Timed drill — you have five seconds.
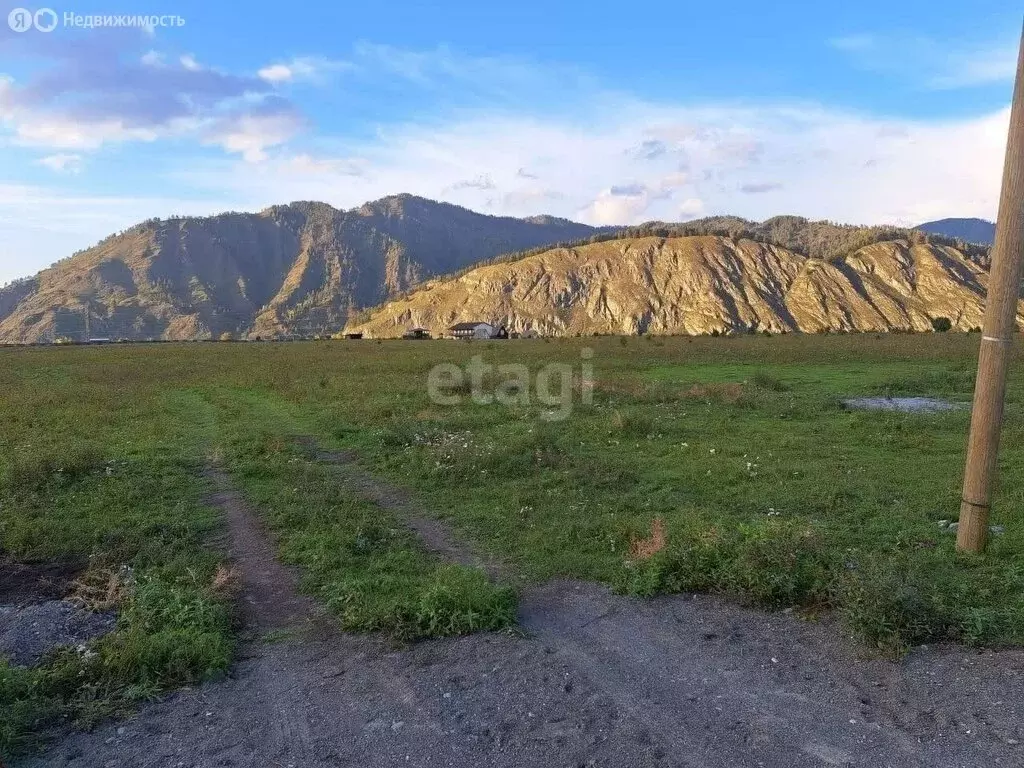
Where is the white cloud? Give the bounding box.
[679,198,705,218]
[10,117,162,149]
[740,182,783,194]
[286,153,363,175]
[0,39,295,156]
[444,174,496,193]
[168,102,1009,228]
[580,188,650,225]
[348,42,595,101]
[830,33,1018,89]
[258,64,294,83]
[36,153,83,173]
[502,187,564,207]
[202,111,305,162]
[658,172,689,190]
[257,56,350,84]
[931,46,1019,89]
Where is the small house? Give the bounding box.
[448,322,494,339]
[402,327,432,340]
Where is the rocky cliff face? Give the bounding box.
[345,236,1018,337]
[0,195,597,343]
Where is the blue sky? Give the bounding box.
[0,0,1020,284]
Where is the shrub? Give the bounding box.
[834,553,956,654]
[931,317,953,333]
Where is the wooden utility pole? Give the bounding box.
[957,24,1024,553]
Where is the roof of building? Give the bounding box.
[448,321,491,331]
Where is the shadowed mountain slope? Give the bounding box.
[0,195,597,343]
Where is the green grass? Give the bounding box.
[225,430,516,640]
[0,357,233,757]
[2,333,1024,754]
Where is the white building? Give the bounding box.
[448,322,494,339]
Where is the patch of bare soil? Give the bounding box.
[203,467,316,631]
[0,555,87,605]
[0,553,116,669]
[0,602,116,667]
[19,452,1024,768]
[519,581,1024,767]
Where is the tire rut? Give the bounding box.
[297,437,506,579]
[204,465,317,631]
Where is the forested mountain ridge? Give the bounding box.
[917,218,995,246]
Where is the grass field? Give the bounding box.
[2,333,1024,756]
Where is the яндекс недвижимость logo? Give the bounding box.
[7,7,58,31]
[7,8,184,32]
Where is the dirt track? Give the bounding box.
[18,455,1024,768]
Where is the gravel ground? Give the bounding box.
[18,584,1024,768]
[0,601,116,667]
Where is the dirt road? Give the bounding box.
[18,457,1024,768]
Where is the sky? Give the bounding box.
[0,0,1021,285]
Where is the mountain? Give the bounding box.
[1,202,1006,342]
[345,234,1018,337]
[917,218,995,245]
[0,195,598,343]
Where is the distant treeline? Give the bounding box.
[449,215,992,277]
